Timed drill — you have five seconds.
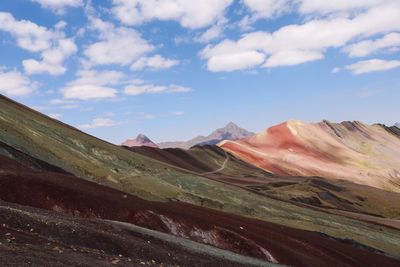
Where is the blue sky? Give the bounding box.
[0,0,399,144]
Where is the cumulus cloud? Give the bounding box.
[78,118,117,129]
[0,70,38,96]
[264,50,323,67]
[23,38,77,75]
[200,1,400,71]
[131,55,179,71]
[341,59,400,74]
[124,83,191,96]
[0,12,54,52]
[343,33,400,58]
[297,0,388,15]
[195,17,228,43]
[84,17,153,66]
[111,0,233,29]
[69,69,125,86]
[0,12,77,75]
[242,0,291,19]
[31,0,83,14]
[61,70,123,100]
[62,85,117,100]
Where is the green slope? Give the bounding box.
[1,95,400,257]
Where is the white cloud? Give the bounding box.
[124,83,191,96]
[0,12,77,75]
[31,0,83,14]
[342,59,400,74]
[200,1,400,71]
[0,12,53,52]
[195,17,228,43]
[131,55,179,70]
[61,70,123,100]
[23,38,77,75]
[297,0,388,15]
[264,50,323,67]
[205,49,265,72]
[70,70,125,86]
[0,70,37,96]
[111,0,233,29]
[78,118,117,129]
[343,32,400,57]
[62,85,117,100]
[242,0,291,19]
[84,17,153,66]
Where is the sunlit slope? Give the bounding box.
[1,95,400,256]
[220,120,400,192]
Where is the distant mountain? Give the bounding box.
[396,123,400,128]
[158,122,254,149]
[121,134,158,148]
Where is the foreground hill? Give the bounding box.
[3,149,398,266]
[219,120,400,193]
[1,95,400,265]
[158,122,254,149]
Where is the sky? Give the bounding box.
[0,0,399,144]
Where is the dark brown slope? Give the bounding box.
[126,145,271,178]
[0,154,399,266]
[0,140,68,174]
[0,201,266,267]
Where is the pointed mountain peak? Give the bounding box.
[220,122,247,132]
[122,134,158,148]
[136,134,151,142]
[225,121,238,128]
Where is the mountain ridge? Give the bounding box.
[2,95,400,263]
[158,122,254,149]
[219,120,400,192]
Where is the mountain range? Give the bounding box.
[1,94,400,266]
[219,120,400,192]
[158,122,254,149]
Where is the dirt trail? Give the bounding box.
[201,151,230,175]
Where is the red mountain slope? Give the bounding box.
[219,120,400,192]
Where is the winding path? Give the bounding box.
[201,151,229,175]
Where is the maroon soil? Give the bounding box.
[1,154,399,266]
[125,145,220,173]
[0,201,257,267]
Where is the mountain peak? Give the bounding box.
[225,121,238,128]
[122,134,158,148]
[136,134,151,142]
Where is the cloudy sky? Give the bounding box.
[0,0,399,143]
